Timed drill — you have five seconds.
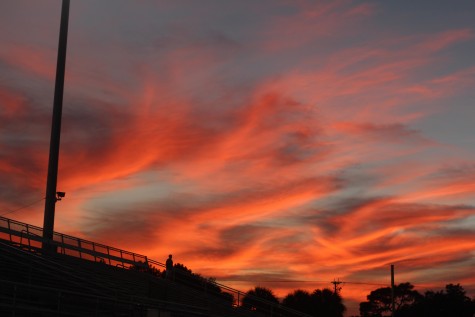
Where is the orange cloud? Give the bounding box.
[1,3,475,316]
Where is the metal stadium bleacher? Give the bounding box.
[0,216,311,317]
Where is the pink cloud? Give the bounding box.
[0,45,56,80]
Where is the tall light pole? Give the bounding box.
[42,0,70,251]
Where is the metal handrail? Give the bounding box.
[0,215,148,268]
[0,215,312,317]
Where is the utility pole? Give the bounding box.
[331,278,342,294]
[391,264,395,317]
[42,0,70,252]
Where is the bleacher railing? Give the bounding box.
[0,215,312,317]
[0,215,148,268]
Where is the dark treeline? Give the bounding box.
[358,282,475,317]
[131,262,474,317]
[131,261,233,303]
[131,261,345,316]
[241,286,346,317]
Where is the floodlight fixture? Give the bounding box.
[56,191,66,201]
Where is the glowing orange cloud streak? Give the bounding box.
[1,3,475,316]
[399,178,475,203]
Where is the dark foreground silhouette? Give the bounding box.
[359,282,475,317]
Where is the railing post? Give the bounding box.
[78,239,82,259]
[26,224,31,249]
[7,219,12,242]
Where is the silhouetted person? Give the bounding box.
[166,254,173,280]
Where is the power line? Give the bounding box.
[342,281,389,287]
[218,279,389,287]
[1,197,45,216]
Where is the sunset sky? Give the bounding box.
[1,0,475,315]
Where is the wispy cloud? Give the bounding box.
[1,1,475,315]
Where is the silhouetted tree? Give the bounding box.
[282,288,345,317]
[242,286,279,315]
[360,282,475,317]
[312,288,346,317]
[171,263,234,306]
[130,261,161,276]
[218,290,235,306]
[173,262,201,286]
[414,284,475,317]
[282,289,313,314]
[359,282,422,317]
[205,277,235,305]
